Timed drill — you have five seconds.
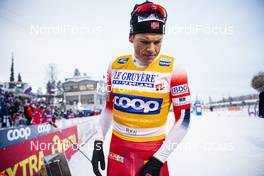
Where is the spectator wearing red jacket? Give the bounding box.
[42,106,53,123]
[31,104,41,125]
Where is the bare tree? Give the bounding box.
[45,63,58,94]
[9,53,15,88]
[46,63,58,83]
[251,72,264,93]
[251,71,264,118]
[17,73,22,82]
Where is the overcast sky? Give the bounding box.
[0,0,263,102]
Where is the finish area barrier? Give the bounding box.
[0,116,97,176]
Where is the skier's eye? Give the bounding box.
[141,41,150,45]
[154,40,161,45]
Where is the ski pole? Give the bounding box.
[48,121,95,163]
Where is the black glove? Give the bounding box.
[91,140,105,176]
[140,157,164,176]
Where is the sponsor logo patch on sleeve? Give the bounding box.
[171,84,189,96]
[109,152,124,163]
[172,96,191,106]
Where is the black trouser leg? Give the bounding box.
[259,92,264,118]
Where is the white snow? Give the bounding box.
[68,110,264,176]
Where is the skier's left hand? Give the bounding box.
[140,157,163,176]
[91,140,105,176]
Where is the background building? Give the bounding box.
[62,74,106,112]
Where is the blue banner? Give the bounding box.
[0,123,58,148]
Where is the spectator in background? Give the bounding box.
[26,103,34,124]
[1,102,12,127]
[24,102,32,125]
[0,94,5,127]
[12,110,26,126]
[31,104,41,125]
[67,109,75,119]
[43,106,53,123]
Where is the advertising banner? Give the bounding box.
[0,123,58,148]
[0,126,78,176]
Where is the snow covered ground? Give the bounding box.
[68,110,264,176]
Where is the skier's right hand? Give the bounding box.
[92,140,105,176]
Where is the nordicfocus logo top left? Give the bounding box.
[7,127,31,141]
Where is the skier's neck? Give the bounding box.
[133,54,149,68]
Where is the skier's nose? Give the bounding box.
[146,43,155,53]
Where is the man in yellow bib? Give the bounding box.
[92,1,191,176]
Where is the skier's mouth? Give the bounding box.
[143,54,156,60]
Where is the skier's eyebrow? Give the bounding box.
[141,36,163,41]
[139,38,162,43]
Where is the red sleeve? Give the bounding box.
[170,67,191,121]
[105,66,113,111]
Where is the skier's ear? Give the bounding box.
[129,35,134,43]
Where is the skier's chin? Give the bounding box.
[142,55,156,64]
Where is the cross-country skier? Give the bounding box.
[92,1,191,176]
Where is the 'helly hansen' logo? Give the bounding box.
[118,58,129,64]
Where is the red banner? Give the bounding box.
[0,126,78,176]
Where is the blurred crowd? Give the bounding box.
[0,91,96,128]
[0,92,53,127]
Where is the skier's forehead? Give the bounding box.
[134,33,163,41]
